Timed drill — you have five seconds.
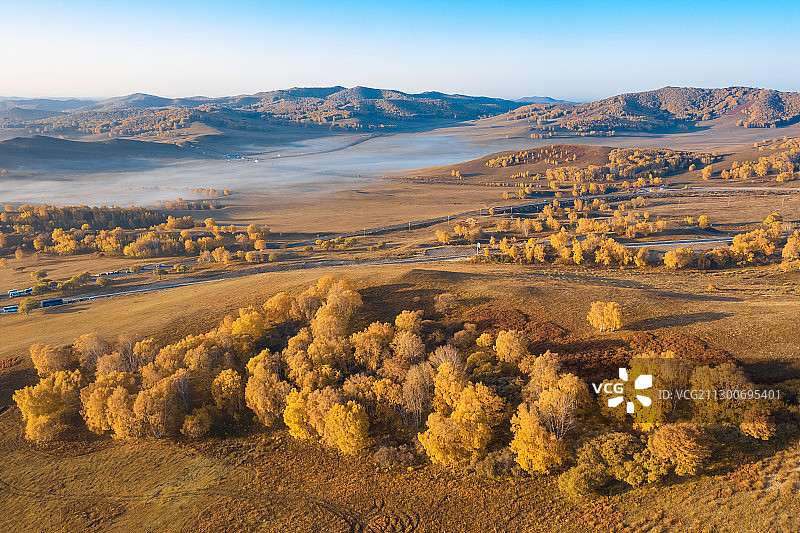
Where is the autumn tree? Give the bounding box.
[520,350,561,401]
[402,362,434,427]
[429,344,466,374]
[587,301,622,332]
[510,402,567,474]
[494,329,529,364]
[18,297,40,315]
[212,369,246,421]
[418,365,505,466]
[648,422,711,476]
[13,370,82,441]
[73,332,110,374]
[690,363,752,423]
[629,352,690,423]
[30,343,73,377]
[350,322,393,372]
[587,301,606,332]
[80,371,138,436]
[394,310,423,334]
[536,373,590,439]
[476,332,494,348]
[740,406,777,440]
[663,248,695,269]
[283,388,314,439]
[560,432,665,497]
[245,351,291,427]
[182,407,213,439]
[105,385,140,438]
[133,371,190,438]
[263,291,302,323]
[95,336,158,376]
[381,330,425,381]
[322,400,371,455]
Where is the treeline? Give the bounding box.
[29,108,197,137]
[477,212,789,270]
[2,213,275,262]
[437,196,665,247]
[0,204,166,233]
[486,146,580,168]
[154,198,221,210]
[486,146,714,189]
[13,275,798,498]
[705,137,800,182]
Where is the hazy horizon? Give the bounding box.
[3,82,800,106]
[3,0,800,102]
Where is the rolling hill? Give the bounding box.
[0,135,197,172]
[2,87,525,137]
[508,86,800,132]
[6,86,800,140]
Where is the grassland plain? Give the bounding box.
[2,261,800,531]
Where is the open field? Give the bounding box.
[2,261,800,531]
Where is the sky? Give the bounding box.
[2,0,799,102]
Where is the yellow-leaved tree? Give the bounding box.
[211,369,246,421]
[244,350,291,427]
[322,400,371,455]
[587,301,623,332]
[418,363,506,466]
[14,369,82,441]
[493,329,529,364]
[509,402,567,474]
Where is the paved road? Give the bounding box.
[0,233,741,313]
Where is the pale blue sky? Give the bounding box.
[2,0,799,101]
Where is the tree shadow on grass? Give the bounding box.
[652,290,744,303]
[741,360,800,383]
[626,311,732,331]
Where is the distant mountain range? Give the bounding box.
[514,96,575,105]
[2,86,799,137]
[0,97,98,113]
[0,87,525,134]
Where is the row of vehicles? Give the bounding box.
[3,261,174,315]
[2,298,63,314]
[7,287,33,298]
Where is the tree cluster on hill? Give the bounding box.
[487,146,580,168]
[485,146,713,198]
[709,138,800,183]
[13,276,796,499]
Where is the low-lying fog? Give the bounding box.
[0,132,541,207]
[3,118,800,208]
